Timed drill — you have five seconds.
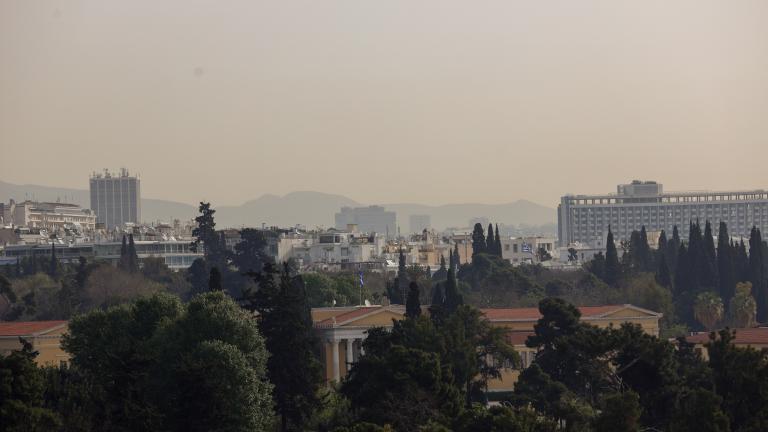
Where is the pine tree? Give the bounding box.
[486,223,495,256]
[127,234,139,273]
[495,224,502,256]
[405,282,421,318]
[208,267,223,291]
[748,227,767,322]
[717,222,736,308]
[471,223,486,257]
[604,226,620,287]
[191,202,225,268]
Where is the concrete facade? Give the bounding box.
[558,180,768,247]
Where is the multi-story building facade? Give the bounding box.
[1,240,202,270]
[558,180,768,247]
[501,236,558,265]
[335,206,396,238]
[89,168,141,229]
[1,200,96,232]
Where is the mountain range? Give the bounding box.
[0,180,556,232]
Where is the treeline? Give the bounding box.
[586,222,768,332]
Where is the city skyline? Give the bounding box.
[2,1,767,206]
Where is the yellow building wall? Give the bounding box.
[0,332,69,367]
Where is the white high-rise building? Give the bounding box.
[335,206,396,238]
[558,180,768,247]
[89,168,141,229]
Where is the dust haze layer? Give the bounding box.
[1,1,767,207]
[0,180,555,231]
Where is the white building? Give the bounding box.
[1,200,96,232]
[308,228,385,267]
[501,236,558,265]
[558,180,768,247]
[89,168,141,229]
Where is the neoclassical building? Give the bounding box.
[312,304,662,392]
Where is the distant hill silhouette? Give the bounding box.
[0,181,556,231]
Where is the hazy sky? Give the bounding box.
[1,1,767,208]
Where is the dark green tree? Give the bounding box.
[444,266,463,314]
[126,234,139,273]
[667,225,681,274]
[748,227,767,322]
[454,242,461,266]
[49,243,57,278]
[604,226,620,287]
[118,235,129,271]
[593,391,641,432]
[702,220,719,290]
[494,224,502,257]
[486,224,495,257]
[406,281,421,319]
[208,267,222,291]
[471,223,486,257]
[397,248,409,304]
[231,228,270,273]
[186,258,209,296]
[245,263,324,431]
[717,222,736,308]
[191,202,226,268]
[657,252,672,289]
[0,338,61,431]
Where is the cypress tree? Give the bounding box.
[127,234,139,273]
[15,257,21,277]
[471,223,486,257]
[604,226,621,287]
[49,242,57,278]
[667,225,681,274]
[674,243,694,326]
[748,227,767,322]
[717,222,736,308]
[454,242,461,266]
[495,224,502,256]
[486,224,495,256]
[687,221,704,295]
[425,265,431,280]
[639,226,652,272]
[657,251,672,289]
[397,248,409,303]
[735,240,749,282]
[405,281,421,318]
[208,267,223,291]
[444,266,462,313]
[118,235,129,271]
[702,220,718,289]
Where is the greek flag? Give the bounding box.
[521,242,533,254]
[359,271,365,287]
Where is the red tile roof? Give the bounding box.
[686,328,768,346]
[481,305,628,321]
[317,306,384,326]
[0,320,67,336]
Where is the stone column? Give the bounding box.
[330,339,340,382]
[345,339,354,365]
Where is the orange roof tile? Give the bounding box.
[0,320,67,336]
[481,305,627,321]
[686,328,768,345]
[318,306,384,326]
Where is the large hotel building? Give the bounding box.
[89,168,141,229]
[558,181,768,247]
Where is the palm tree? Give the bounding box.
[694,291,724,331]
[728,282,757,328]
